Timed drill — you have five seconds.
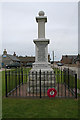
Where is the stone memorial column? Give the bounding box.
[32,11,53,71]
[27,11,55,95]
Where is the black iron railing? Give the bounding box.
[5,67,77,98]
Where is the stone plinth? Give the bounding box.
[27,70,56,94]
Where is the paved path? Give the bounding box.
[9,83,73,97]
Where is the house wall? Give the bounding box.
[61,56,73,64]
[18,56,35,66]
[2,55,13,67]
[18,55,50,67]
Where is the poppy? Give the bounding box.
[47,88,57,97]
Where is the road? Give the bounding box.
[53,64,80,80]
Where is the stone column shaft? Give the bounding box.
[38,20,45,38]
[32,11,52,70]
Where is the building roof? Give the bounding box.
[7,54,20,62]
[18,56,35,62]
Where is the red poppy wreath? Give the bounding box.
[47,88,57,98]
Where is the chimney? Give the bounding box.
[13,52,16,56]
[3,49,7,55]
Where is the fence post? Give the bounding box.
[21,68,23,85]
[68,68,69,89]
[68,68,70,97]
[15,69,17,96]
[40,70,41,98]
[75,74,77,99]
[63,69,65,83]
[5,69,8,97]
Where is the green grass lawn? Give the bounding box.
[1,68,79,119]
[2,98,79,118]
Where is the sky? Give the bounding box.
[0,2,78,61]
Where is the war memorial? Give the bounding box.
[27,11,55,95]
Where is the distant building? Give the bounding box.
[61,55,80,65]
[73,54,80,66]
[48,54,50,62]
[18,54,50,66]
[17,56,35,67]
[2,49,51,67]
[2,49,20,68]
